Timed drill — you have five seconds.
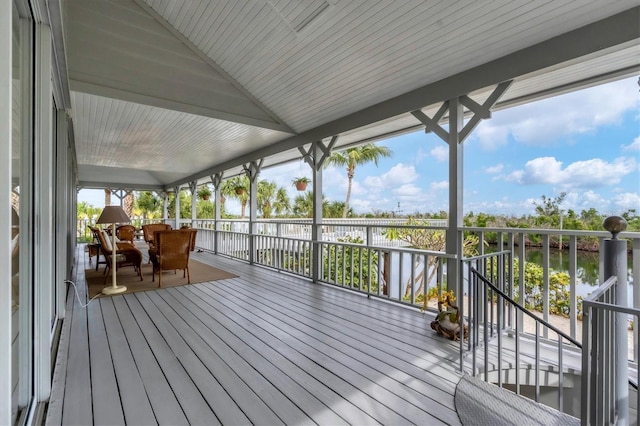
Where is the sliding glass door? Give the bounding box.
[11,1,34,423]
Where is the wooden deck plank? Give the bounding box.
[148,288,329,426]
[162,286,377,426]
[174,281,435,425]
[221,273,462,389]
[122,294,219,425]
[46,269,77,426]
[51,247,474,426]
[86,300,126,426]
[166,284,395,425]
[133,291,246,426]
[60,269,93,426]
[192,280,455,426]
[110,296,190,425]
[99,298,157,425]
[139,288,286,425]
[210,277,460,413]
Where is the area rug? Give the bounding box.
[85,259,237,298]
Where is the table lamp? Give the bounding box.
[96,205,131,295]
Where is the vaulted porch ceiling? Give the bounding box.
[63,0,640,190]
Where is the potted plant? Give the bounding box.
[197,185,212,201]
[292,177,311,191]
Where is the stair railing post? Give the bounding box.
[602,215,629,425]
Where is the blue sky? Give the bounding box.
[79,76,640,217]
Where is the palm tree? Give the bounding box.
[136,191,162,220]
[257,180,290,218]
[273,187,290,217]
[222,175,250,218]
[325,143,392,217]
[123,191,134,217]
[292,191,328,218]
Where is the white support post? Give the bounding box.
[189,180,197,227]
[300,137,337,282]
[411,81,512,297]
[173,186,180,228]
[603,231,629,425]
[447,97,463,296]
[162,192,169,222]
[243,160,263,264]
[211,173,223,254]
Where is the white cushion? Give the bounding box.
[102,230,112,251]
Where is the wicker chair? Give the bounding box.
[180,227,198,251]
[142,223,172,248]
[149,230,193,287]
[116,224,136,244]
[95,228,143,284]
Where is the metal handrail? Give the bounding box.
[467,265,582,413]
[471,267,581,347]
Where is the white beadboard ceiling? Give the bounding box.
[63,0,640,190]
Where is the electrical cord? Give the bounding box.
[64,279,101,308]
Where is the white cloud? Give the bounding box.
[474,124,510,150]
[485,164,504,174]
[430,181,449,191]
[613,192,640,211]
[472,77,639,149]
[430,145,449,162]
[363,163,418,189]
[622,136,640,152]
[506,156,637,189]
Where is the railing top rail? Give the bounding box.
[583,299,640,317]
[470,266,581,347]
[317,238,455,258]
[461,226,640,239]
[583,276,618,303]
[463,250,511,262]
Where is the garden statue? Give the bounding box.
[430,291,468,341]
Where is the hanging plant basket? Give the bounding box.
[235,187,244,195]
[292,177,311,191]
[202,195,210,201]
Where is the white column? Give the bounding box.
[248,171,258,264]
[174,187,180,228]
[190,182,197,227]
[311,143,324,282]
[446,98,463,296]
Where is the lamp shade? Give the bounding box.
[96,205,131,225]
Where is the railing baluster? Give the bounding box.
[535,321,540,402]
[515,312,520,395]
[569,235,577,340]
[558,335,564,413]
[497,291,502,388]
[542,234,550,339]
[484,278,489,381]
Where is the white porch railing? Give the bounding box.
[463,253,583,415]
[205,226,455,307]
[581,278,640,425]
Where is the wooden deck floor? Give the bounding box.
[46,246,464,425]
